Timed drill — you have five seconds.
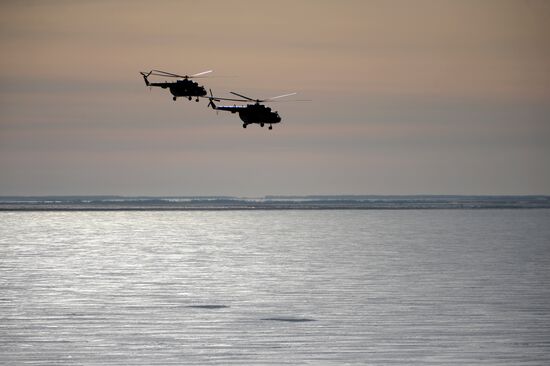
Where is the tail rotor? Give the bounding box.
[207,89,220,111]
[140,71,152,86]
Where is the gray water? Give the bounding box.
[1,210,550,365]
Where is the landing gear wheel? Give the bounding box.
[242,124,247,128]
[172,96,177,101]
[260,123,264,127]
[195,98,200,102]
[269,125,273,130]
[188,96,192,101]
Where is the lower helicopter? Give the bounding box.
[207,90,300,130]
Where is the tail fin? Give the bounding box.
[140,71,151,86]
[207,89,218,109]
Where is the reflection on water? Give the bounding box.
[1,210,550,364]
[186,305,229,309]
[261,318,317,322]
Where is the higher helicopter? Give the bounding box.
[207,90,301,130]
[140,69,212,101]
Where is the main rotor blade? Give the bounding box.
[207,89,244,102]
[191,70,212,77]
[263,99,311,103]
[208,96,249,102]
[230,91,255,101]
[266,92,297,101]
[150,74,181,79]
[151,69,186,78]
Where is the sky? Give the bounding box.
[1,0,549,196]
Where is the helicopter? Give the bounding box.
[139,69,211,101]
[207,90,300,130]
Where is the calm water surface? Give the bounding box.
[1,210,550,364]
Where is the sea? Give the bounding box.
[1,207,550,365]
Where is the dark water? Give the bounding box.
[1,210,549,364]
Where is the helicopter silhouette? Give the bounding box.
[140,69,211,101]
[207,90,301,130]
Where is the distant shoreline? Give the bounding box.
[1,195,549,211]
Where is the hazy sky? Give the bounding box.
[1,0,549,196]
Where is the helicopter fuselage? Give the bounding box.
[213,103,281,128]
[168,79,207,98]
